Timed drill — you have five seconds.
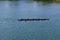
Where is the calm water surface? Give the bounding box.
[0,1,60,40]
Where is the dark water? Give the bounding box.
[0,1,60,40]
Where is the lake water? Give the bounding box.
[0,1,60,40]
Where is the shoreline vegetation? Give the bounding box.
[32,0,60,3]
[0,0,60,3]
[33,0,52,1]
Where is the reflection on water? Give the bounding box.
[0,1,60,40]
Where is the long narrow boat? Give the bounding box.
[18,18,49,21]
